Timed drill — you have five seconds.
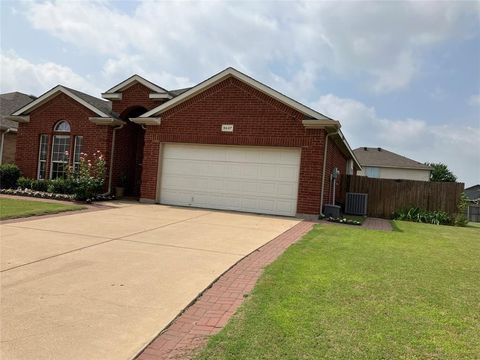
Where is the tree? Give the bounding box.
[426,162,457,182]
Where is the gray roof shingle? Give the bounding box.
[169,87,192,97]
[353,147,432,170]
[465,185,480,201]
[0,92,36,130]
[63,87,115,117]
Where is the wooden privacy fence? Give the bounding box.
[338,175,464,218]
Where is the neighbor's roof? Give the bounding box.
[465,184,480,201]
[353,147,432,171]
[0,92,36,130]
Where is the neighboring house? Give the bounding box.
[465,185,480,203]
[354,147,432,181]
[0,92,36,164]
[6,67,361,218]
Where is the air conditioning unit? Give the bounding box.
[345,192,368,215]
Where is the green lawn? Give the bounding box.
[197,221,480,360]
[0,197,85,220]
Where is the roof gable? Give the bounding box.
[353,147,432,171]
[141,67,333,121]
[11,86,112,118]
[103,74,169,95]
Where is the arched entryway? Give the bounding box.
[113,106,147,197]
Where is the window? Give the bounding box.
[54,120,71,132]
[37,134,49,179]
[73,136,83,172]
[365,167,380,178]
[50,135,70,179]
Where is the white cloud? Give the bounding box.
[0,51,100,96]
[468,94,480,106]
[21,0,479,96]
[312,94,480,186]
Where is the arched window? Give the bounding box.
[54,120,71,132]
[37,120,84,179]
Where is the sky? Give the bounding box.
[1,0,479,186]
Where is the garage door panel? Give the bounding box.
[160,144,300,216]
[277,165,300,180]
[277,200,297,214]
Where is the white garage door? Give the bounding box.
[159,144,301,216]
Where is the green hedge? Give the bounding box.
[0,164,21,189]
[17,177,76,195]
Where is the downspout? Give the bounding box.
[319,129,339,216]
[103,123,124,195]
[0,128,13,165]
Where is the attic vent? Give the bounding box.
[345,192,368,216]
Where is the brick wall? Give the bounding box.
[111,82,165,115]
[15,93,112,180]
[323,138,348,206]
[141,77,332,215]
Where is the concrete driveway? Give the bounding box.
[0,202,299,360]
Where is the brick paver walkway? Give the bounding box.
[362,217,392,231]
[136,221,314,360]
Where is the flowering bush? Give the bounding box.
[67,151,106,201]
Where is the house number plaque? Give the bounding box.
[221,124,234,132]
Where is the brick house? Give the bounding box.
[7,68,360,218]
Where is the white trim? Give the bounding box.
[0,125,17,132]
[101,93,122,100]
[12,86,110,118]
[3,115,30,123]
[337,129,362,170]
[54,120,71,132]
[104,74,169,94]
[149,93,172,99]
[130,117,161,126]
[89,117,125,126]
[141,67,333,120]
[302,119,341,129]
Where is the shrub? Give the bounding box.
[47,178,75,195]
[393,207,451,225]
[17,176,33,189]
[454,193,469,227]
[30,179,49,192]
[0,163,21,189]
[67,151,106,200]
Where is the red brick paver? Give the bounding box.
[135,221,314,360]
[362,217,392,231]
